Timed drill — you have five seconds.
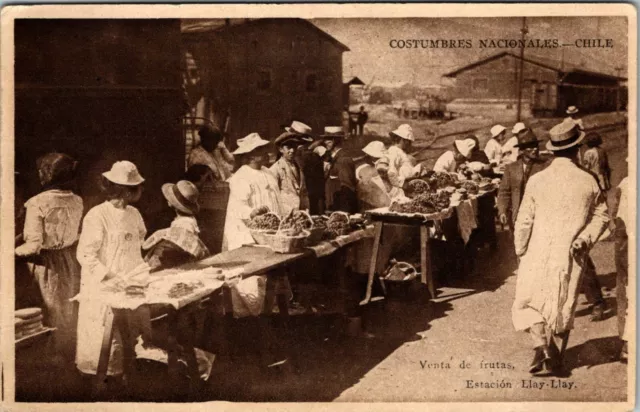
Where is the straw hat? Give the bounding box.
[512,122,527,134]
[162,180,200,215]
[232,133,270,155]
[274,132,302,147]
[454,139,476,158]
[321,126,345,139]
[389,124,415,142]
[546,121,586,151]
[566,106,579,115]
[362,141,386,158]
[490,125,506,138]
[285,121,314,142]
[102,161,145,186]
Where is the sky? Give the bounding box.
[311,17,629,86]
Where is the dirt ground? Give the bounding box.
[14,118,629,404]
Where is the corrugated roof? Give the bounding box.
[442,51,625,81]
[181,18,349,52]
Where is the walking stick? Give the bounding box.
[556,248,589,360]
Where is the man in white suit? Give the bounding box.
[512,121,609,376]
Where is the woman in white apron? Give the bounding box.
[222,133,284,251]
[75,161,147,376]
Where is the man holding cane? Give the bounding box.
[511,121,609,376]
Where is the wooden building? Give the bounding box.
[442,51,626,116]
[15,19,185,232]
[182,19,350,147]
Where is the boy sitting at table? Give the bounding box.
[143,180,210,272]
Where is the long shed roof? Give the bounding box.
[182,18,349,52]
[442,51,625,81]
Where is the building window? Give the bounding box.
[257,69,272,91]
[473,78,488,91]
[305,73,318,92]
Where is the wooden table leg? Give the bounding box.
[93,306,115,398]
[166,308,180,380]
[114,309,136,391]
[360,221,383,306]
[420,225,436,299]
[181,310,202,398]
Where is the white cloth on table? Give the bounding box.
[433,151,457,173]
[222,165,284,252]
[15,190,83,256]
[484,138,503,165]
[455,198,478,244]
[75,201,147,376]
[512,158,609,334]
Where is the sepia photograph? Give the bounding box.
[1,4,636,409]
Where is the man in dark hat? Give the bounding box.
[323,126,357,214]
[497,129,548,228]
[286,121,326,215]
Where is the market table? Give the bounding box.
[92,227,374,397]
[360,189,497,306]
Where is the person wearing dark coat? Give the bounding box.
[142,180,209,272]
[285,121,327,215]
[323,126,358,214]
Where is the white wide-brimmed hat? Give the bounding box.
[566,106,579,115]
[162,180,200,215]
[390,124,415,142]
[512,122,527,134]
[233,133,270,155]
[454,138,476,158]
[102,161,145,186]
[362,141,386,158]
[285,121,313,142]
[490,124,506,138]
[546,120,586,151]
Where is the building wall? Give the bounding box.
[184,20,345,147]
[15,19,184,232]
[449,54,558,102]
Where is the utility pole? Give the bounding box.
[615,66,624,114]
[516,17,528,122]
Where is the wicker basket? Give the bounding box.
[263,230,310,253]
[306,227,326,246]
[264,230,309,253]
[249,229,278,245]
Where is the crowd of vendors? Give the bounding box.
[14,104,628,390]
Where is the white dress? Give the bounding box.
[222,165,284,251]
[75,201,147,375]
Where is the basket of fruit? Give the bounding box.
[245,212,281,245]
[263,229,310,253]
[248,209,311,253]
[307,215,329,245]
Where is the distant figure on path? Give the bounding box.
[565,105,584,131]
[357,105,369,136]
